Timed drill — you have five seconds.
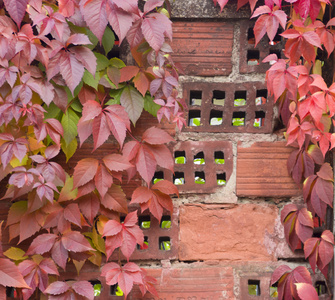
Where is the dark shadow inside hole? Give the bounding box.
[190,90,202,106]
[214,151,225,164]
[138,215,151,229]
[210,110,223,125]
[212,90,225,106]
[188,110,201,126]
[110,284,123,296]
[248,28,255,44]
[153,171,164,184]
[269,49,281,60]
[315,281,327,295]
[273,29,282,42]
[247,50,259,65]
[173,172,185,185]
[175,151,186,164]
[256,90,267,105]
[6,287,15,298]
[217,173,226,185]
[254,111,265,127]
[232,111,246,126]
[160,215,171,229]
[195,171,205,184]
[248,280,261,296]
[194,151,205,165]
[159,236,171,250]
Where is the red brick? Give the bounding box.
[171,22,233,76]
[236,142,302,197]
[130,266,234,299]
[179,203,279,261]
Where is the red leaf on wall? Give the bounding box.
[73,158,99,188]
[78,193,100,225]
[295,283,319,300]
[3,0,29,27]
[0,258,30,288]
[213,0,229,12]
[101,262,143,298]
[61,231,93,253]
[103,211,143,260]
[281,204,313,251]
[101,184,128,214]
[26,234,58,255]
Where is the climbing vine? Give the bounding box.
[214,0,335,298]
[0,0,184,299]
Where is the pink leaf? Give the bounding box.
[3,0,29,27]
[61,231,93,252]
[72,281,94,300]
[142,127,174,144]
[73,158,99,188]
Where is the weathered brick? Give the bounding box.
[130,266,235,300]
[171,22,233,76]
[179,203,279,261]
[236,142,302,197]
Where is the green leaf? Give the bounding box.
[83,70,100,90]
[102,27,115,55]
[61,138,78,162]
[70,98,83,113]
[3,247,28,261]
[144,94,160,116]
[92,227,106,254]
[215,158,225,164]
[110,58,126,69]
[120,86,144,125]
[153,178,163,184]
[106,88,124,105]
[95,53,110,71]
[194,158,205,165]
[44,102,62,119]
[234,98,246,106]
[141,221,151,229]
[61,108,80,145]
[217,179,226,186]
[189,118,200,126]
[161,220,171,229]
[232,118,245,126]
[59,175,78,202]
[195,177,205,184]
[175,156,186,164]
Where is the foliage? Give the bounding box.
[0,0,183,298]
[214,0,335,298]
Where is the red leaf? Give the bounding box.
[73,158,99,188]
[92,113,111,150]
[51,240,68,270]
[316,163,333,181]
[45,281,70,295]
[119,66,139,82]
[0,258,30,288]
[61,231,93,252]
[101,185,128,214]
[26,233,57,255]
[94,164,113,198]
[152,179,179,196]
[64,203,82,228]
[78,193,100,225]
[136,144,157,185]
[271,265,291,285]
[295,283,319,300]
[141,14,167,51]
[3,0,29,27]
[72,281,94,300]
[103,154,133,172]
[315,178,333,206]
[131,186,154,204]
[59,51,85,94]
[80,0,108,42]
[142,127,174,144]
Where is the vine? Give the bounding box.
[214,0,335,298]
[0,0,183,299]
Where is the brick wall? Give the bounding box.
[0,0,331,299]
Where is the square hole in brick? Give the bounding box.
[256,90,267,106]
[248,27,255,44]
[217,173,226,186]
[160,215,171,229]
[232,111,245,126]
[210,110,223,125]
[234,91,247,106]
[194,151,205,165]
[137,236,149,250]
[174,172,185,185]
[153,171,164,184]
[189,110,201,126]
[214,151,225,164]
[190,90,202,106]
[248,280,261,296]
[175,151,186,164]
[270,282,278,298]
[110,284,123,296]
[212,90,225,106]
[195,171,206,184]
[139,215,151,229]
[247,50,260,66]
[120,216,125,223]
[315,281,327,295]
[6,287,16,298]
[159,237,171,250]
[89,280,102,297]
[254,111,265,127]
